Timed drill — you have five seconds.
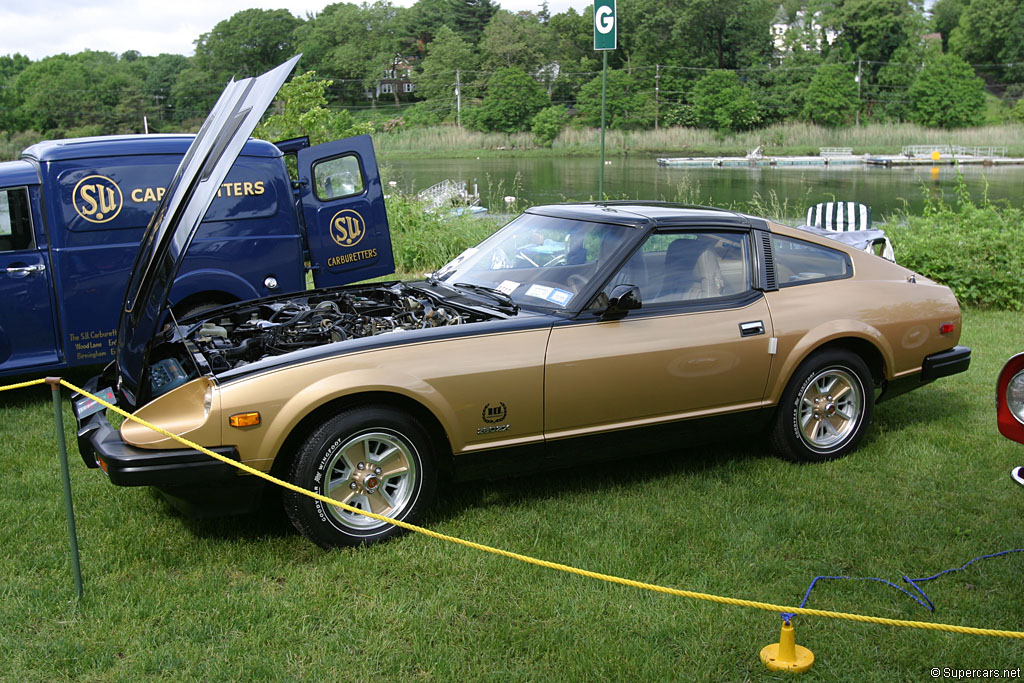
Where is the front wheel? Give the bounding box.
[284,406,437,548]
[771,349,873,463]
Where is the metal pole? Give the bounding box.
[856,59,862,126]
[599,50,607,199]
[47,378,83,599]
[655,64,660,130]
[456,69,462,128]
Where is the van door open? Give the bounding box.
[297,135,395,287]
[0,186,61,372]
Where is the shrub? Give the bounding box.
[886,178,1024,310]
[476,68,549,134]
[383,190,501,275]
[530,105,569,147]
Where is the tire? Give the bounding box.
[771,349,874,463]
[284,406,437,548]
[175,300,223,321]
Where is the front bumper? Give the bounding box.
[72,383,240,488]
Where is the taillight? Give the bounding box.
[997,353,1024,444]
[939,322,955,335]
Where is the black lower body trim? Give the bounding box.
[75,405,241,487]
[921,345,971,382]
[878,345,972,403]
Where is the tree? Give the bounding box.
[254,71,370,145]
[997,3,1024,84]
[474,67,548,132]
[169,66,221,125]
[576,69,655,130]
[412,25,479,121]
[948,0,1016,66]
[750,46,821,125]
[141,54,191,125]
[826,0,925,84]
[801,62,859,127]
[930,0,967,51]
[406,0,455,46]
[907,52,986,128]
[0,53,31,132]
[193,9,303,81]
[12,51,152,135]
[479,10,553,73]
[446,0,498,44]
[628,0,775,71]
[294,2,411,108]
[867,42,925,122]
[689,70,761,131]
[546,8,600,104]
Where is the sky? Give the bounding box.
[2,0,593,61]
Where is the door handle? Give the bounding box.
[739,320,765,337]
[6,264,45,276]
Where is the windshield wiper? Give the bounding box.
[452,282,519,313]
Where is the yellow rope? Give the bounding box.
[38,379,1024,639]
[0,378,48,392]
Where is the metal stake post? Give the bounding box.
[47,378,83,599]
[599,50,608,199]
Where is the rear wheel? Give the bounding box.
[284,406,436,548]
[771,349,873,462]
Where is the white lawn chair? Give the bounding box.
[805,201,895,261]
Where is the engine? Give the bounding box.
[184,284,486,373]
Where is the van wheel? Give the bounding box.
[175,300,222,321]
[284,406,436,548]
[771,349,873,463]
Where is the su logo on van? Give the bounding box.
[329,209,366,248]
[73,175,123,224]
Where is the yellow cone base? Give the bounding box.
[760,622,814,673]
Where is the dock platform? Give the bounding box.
[656,155,865,167]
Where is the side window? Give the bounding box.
[0,188,33,252]
[313,155,365,201]
[772,235,852,286]
[601,230,751,305]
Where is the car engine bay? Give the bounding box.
[148,283,494,396]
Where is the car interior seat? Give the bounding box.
[657,237,723,301]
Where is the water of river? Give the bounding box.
[384,155,1024,220]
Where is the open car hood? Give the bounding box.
[114,56,299,407]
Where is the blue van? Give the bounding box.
[0,133,393,377]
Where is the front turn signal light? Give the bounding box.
[229,412,261,428]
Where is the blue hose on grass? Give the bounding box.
[780,549,1024,624]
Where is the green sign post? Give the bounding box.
[593,0,616,50]
[594,0,616,198]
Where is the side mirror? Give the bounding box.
[602,284,642,320]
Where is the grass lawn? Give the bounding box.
[1,309,1022,680]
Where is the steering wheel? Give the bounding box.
[566,274,588,293]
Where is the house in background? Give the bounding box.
[771,4,837,61]
[374,55,417,105]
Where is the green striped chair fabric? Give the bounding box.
[806,202,872,232]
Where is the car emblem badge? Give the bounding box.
[482,402,508,423]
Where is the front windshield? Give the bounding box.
[434,213,632,310]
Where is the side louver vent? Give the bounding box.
[760,232,777,291]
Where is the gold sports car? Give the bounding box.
[75,61,971,549]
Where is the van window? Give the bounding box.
[0,188,33,252]
[313,155,364,201]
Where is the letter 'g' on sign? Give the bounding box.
[594,0,616,50]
